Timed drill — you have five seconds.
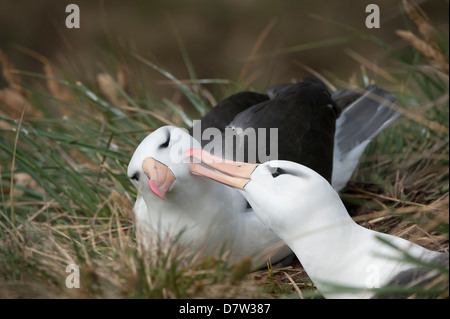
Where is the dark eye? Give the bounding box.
[272,167,286,178]
[327,103,340,117]
[159,135,170,148]
[130,172,140,181]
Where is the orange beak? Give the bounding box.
[185,149,259,189]
[142,157,176,199]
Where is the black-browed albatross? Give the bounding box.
[188,149,449,298]
[127,78,400,265]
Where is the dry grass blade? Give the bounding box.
[9,107,27,227]
[0,49,44,119]
[365,87,448,134]
[402,0,434,43]
[293,61,337,92]
[0,49,22,91]
[43,64,74,104]
[284,271,304,299]
[396,30,448,73]
[345,49,398,83]
[97,73,124,106]
[0,88,37,119]
[120,105,179,126]
[238,18,278,85]
[397,0,449,73]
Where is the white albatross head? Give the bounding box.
[127,126,203,201]
[187,148,344,239]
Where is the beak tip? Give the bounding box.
[148,180,159,196]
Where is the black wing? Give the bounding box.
[190,78,339,183]
[188,91,268,136]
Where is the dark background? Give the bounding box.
[0,0,448,96]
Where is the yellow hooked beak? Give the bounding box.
[142,157,176,199]
[185,149,259,190]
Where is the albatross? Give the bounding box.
[188,149,449,298]
[127,78,400,265]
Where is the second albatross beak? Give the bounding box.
[185,149,259,189]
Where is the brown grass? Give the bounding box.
[0,49,44,120]
[397,0,449,73]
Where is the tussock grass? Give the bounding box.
[0,1,448,299]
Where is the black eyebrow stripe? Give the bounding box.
[271,167,286,178]
[159,132,171,148]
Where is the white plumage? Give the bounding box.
[189,154,448,298]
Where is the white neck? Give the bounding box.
[280,191,440,299]
[139,177,250,258]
